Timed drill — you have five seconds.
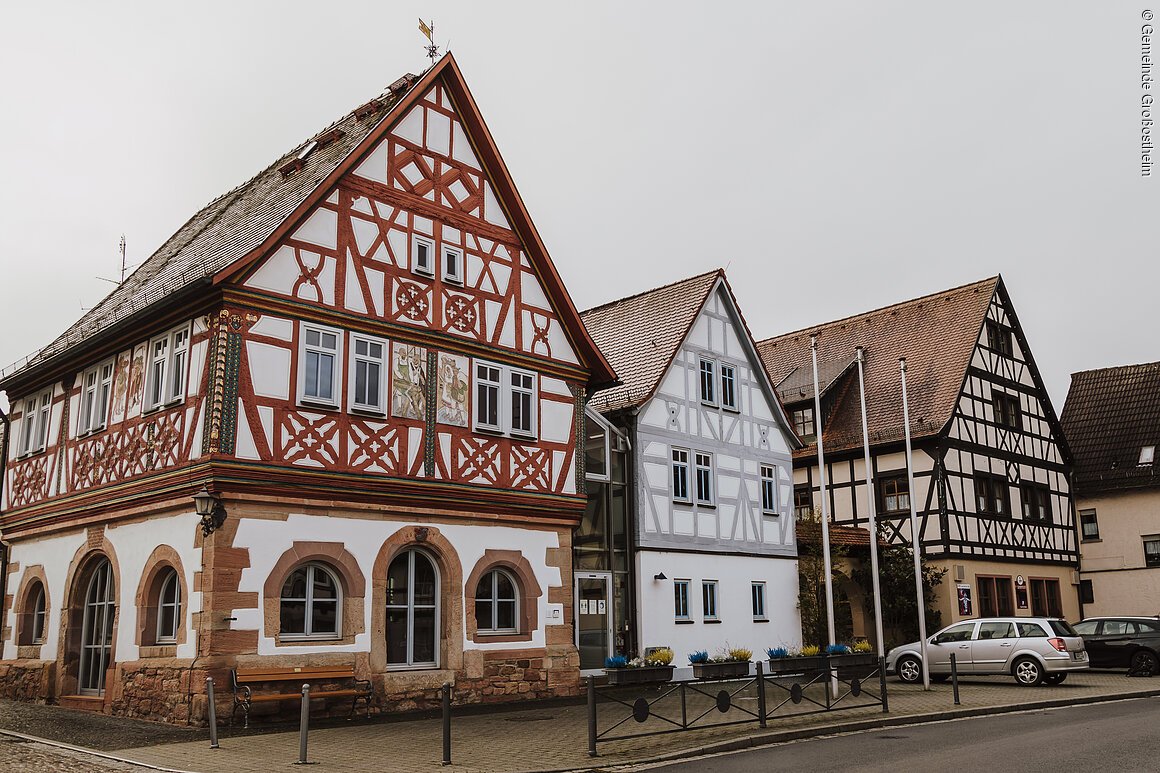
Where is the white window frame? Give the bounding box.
[719,362,739,411]
[671,448,691,503]
[751,581,767,621]
[19,389,52,457]
[1141,446,1156,466]
[156,569,181,644]
[145,324,191,411]
[702,580,719,621]
[674,579,691,621]
[760,463,778,514]
[348,333,388,413]
[698,357,717,406]
[412,233,435,276]
[30,582,47,644]
[387,549,441,668]
[442,244,464,284]
[471,360,538,439]
[78,360,114,436]
[694,452,715,506]
[297,323,343,408]
[279,562,342,641]
[475,568,519,635]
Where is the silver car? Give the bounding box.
[885,617,1089,686]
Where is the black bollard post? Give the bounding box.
[441,682,452,766]
[296,683,310,765]
[879,657,889,713]
[206,677,219,749]
[756,661,767,728]
[587,676,598,757]
[950,653,961,705]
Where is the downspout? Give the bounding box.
[0,405,11,645]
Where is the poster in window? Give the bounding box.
[1015,575,1029,609]
[957,584,973,616]
[436,352,469,427]
[391,343,428,420]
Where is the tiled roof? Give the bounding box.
[581,270,720,412]
[757,277,999,456]
[0,76,418,384]
[796,522,887,548]
[1060,362,1160,495]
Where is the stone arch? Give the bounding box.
[57,532,122,698]
[135,545,189,651]
[464,550,542,644]
[263,541,366,645]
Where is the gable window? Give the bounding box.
[19,389,52,456]
[1079,509,1100,541]
[442,245,463,283]
[719,363,738,411]
[1144,537,1160,568]
[155,568,182,644]
[878,473,911,514]
[349,334,387,412]
[993,392,1022,430]
[986,320,1013,358]
[1141,446,1156,466]
[78,361,114,435]
[694,452,714,506]
[280,563,341,640]
[794,485,812,519]
[475,569,517,634]
[146,325,191,410]
[699,358,716,405]
[412,234,435,276]
[1020,482,1052,522]
[975,473,1010,517]
[792,407,815,439]
[472,361,537,438]
[751,581,767,620]
[671,448,691,503]
[702,580,719,621]
[674,580,690,620]
[760,464,777,514]
[299,324,342,406]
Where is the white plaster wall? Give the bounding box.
[2,531,87,661]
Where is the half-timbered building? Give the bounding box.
[1061,362,1160,616]
[0,54,616,721]
[580,271,803,671]
[757,277,1079,632]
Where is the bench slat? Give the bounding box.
[236,667,357,683]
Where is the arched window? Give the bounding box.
[475,569,518,634]
[280,563,340,639]
[387,549,438,667]
[20,580,48,645]
[156,568,181,644]
[79,559,115,695]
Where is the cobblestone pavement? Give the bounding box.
[0,735,153,772]
[2,671,1158,773]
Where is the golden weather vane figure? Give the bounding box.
[419,18,439,65]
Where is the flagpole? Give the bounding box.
[856,347,886,657]
[810,336,837,661]
[899,357,930,690]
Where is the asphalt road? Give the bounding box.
[648,696,1160,773]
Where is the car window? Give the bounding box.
[1102,620,1131,635]
[1049,620,1079,637]
[1138,620,1160,633]
[976,622,1015,640]
[1018,622,1048,637]
[1072,621,1099,635]
[936,622,976,643]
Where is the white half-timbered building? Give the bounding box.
[757,277,1079,634]
[580,271,803,671]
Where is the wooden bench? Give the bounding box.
[230,666,372,728]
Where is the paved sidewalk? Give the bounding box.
[3,672,1159,773]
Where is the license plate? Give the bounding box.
[1072,651,1087,661]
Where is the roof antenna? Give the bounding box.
[419,17,439,65]
[96,234,128,286]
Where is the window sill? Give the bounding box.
[1081,538,1102,543]
[753,618,769,623]
[722,406,740,414]
[139,644,178,659]
[509,432,539,444]
[277,634,343,644]
[703,619,722,624]
[442,276,464,285]
[412,269,435,279]
[674,619,695,625]
[700,401,719,409]
[350,405,387,417]
[695,502,717,510]
[297,399,341,412]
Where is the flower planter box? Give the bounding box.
[691,661,751,680]
[766,656,828,676]
[603,666,675,685]
[828,653,879,679]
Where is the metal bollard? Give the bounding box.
[586,676,598,757]
[441,682,452,766]
[879,657,889,713]
[950,653,961,705]
[756,661,767,728]
[296,684,311,765]
[206,677,220,749]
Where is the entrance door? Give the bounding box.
[575,572,613,673]
[78,559,115,695]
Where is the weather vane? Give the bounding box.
[419,18,439,65]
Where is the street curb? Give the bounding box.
[562,688,1160,773]
[0,728,197,773]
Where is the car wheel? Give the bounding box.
[1013,657,1044,686]
[1044,673,1067,685]
[896,655,922,684]
[1130,650,1159,676]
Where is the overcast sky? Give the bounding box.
[0,1,1154,412]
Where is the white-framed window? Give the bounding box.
[145,325,191,410]
[412,234,435,276]
[19,389,53,457]
[475,568,518,634]
[30,582,47,644]
[671,448,691,503]
[719,363,738,411]
[695,452,715,506]
[298,323,342,407]
[279,563,341,640]
[442,245,463,283]
[472,361,538,438]
[751,582,767,620]
[674,579,691,620]
[387,549,440,667]
[1141,446,1156,466]
[702,580,719,621]
[699,358,717,405]
[78,360,114,435]
[349,334,388,412]
[760,464,777,514]
[156,569,182,644]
